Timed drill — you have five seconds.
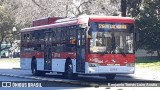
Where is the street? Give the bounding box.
[0,59,159,89]
[0,75,88,90]
[0,61,160,90]
[0,69,160,90]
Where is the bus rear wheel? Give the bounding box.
[31,59,46,76]
[64,60,77,79]
[105,74,116,80]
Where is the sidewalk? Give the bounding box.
[0,61,20,69]
[131,68,160,81]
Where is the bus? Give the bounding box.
[20,15,135,80]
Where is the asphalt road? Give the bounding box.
[0,68,158,81]
[0,74,160,90]
[0,69,160,90]
[0,75,90,90]
[0,61,160,90]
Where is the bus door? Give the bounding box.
[44,32,52,70]
[76,29,86,73]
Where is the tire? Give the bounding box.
[31,59,46,76]
[105,74,116,80]
[64,60,77,80]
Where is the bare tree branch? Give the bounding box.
[31,0,46,10]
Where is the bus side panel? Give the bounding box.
[85,62,135,74]
[52,59,66,72]
[37,58,44,70]
[20,58,32,70]
[72,59,76,73]
[51,59,76,73]
[98,66,135,74]
[85,62,99,74]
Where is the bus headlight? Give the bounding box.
[88,63,99,67]
[126,63,135,67]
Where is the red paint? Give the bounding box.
[89,16,134,23]
[21,20,79,32]
[21,15,134,32]
[20,52,44,58]
[52,52,76,59]
[32,17,64,26]
[86,54,135,66]
[20,51,76,59]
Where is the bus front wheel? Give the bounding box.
[105,74,116,80]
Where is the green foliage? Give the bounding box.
[136,59,160,71]
[136,0,160,58]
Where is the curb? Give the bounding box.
[12,68,21,70]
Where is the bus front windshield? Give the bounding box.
[89,22,134,54]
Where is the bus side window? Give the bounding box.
[27,33,30,40]
[31,32,35,41]
[70,29,76,44]
[56,28,61,43]
[23,34,26,40]
[41,45,44,51]
[61,29,67,43]
[52,31,56,42]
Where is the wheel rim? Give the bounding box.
[67,64,73,78]
[32,66,36,74]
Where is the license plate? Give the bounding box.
[110,68,117,71]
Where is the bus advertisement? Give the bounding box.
[20,15,135,80]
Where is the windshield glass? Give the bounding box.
[89,22,134,54]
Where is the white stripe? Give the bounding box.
[85,62,135,74]
[21,58,77,73]
[37,59,44,70]
[20,58,31,70]
[52,59,66,72]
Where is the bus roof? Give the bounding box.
[21,15,134,32]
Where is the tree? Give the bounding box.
[0,5,15,56]
[136,0,160,58]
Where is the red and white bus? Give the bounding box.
[20,15,135,80]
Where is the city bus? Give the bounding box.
[20,15,135,80]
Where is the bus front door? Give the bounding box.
[76,29,86,73]
[44,32,52,70]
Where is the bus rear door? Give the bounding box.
[76,29,86,73]
[44,31,52,70]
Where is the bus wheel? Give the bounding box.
[31,59,46,76]
[31,59,38,76]
[65,60,77,79]
[105,74,116,80]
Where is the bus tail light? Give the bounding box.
[126,63,135,67]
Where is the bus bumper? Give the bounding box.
[86,63,135,74]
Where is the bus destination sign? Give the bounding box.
[98,24,127,29]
